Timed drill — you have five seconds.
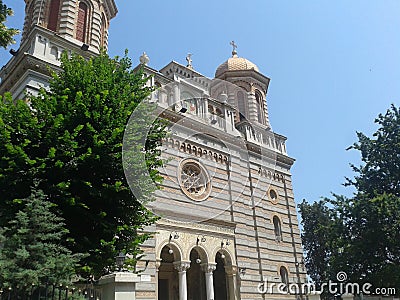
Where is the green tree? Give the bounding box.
[337,193,400,287]
[0,0,19,49]
[0,187,81,289]
[0,51,166,277]
[299,105,400,293]
[298,199,334,287]
[347,104,400,197]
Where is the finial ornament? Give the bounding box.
[230,40,237,57]
[139,52,150,65]
[186,53,193,69]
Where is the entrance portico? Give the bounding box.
[155,227,238,300]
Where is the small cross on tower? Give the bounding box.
[186,53,193,69]
[230,40,238,57]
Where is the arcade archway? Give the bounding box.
[187,248,207,300]
[158,245,180,300]
[156,237,238,300]
[214,251,228,300]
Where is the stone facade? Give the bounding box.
[0,1,306,299]
[133,56,307,300]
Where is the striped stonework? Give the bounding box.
[135,59,306,300]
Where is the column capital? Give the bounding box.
[173,261,191,272]
[202,263,216,300]
[155,258,162,270]
[200,263,217,273]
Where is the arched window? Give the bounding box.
[279,266,289,290]
[237,91,246,121]
[255,90,264,123]
[47,0,61,32]
[76,2,89,42]
[50,46,59,60]
[273,216,282,242]
[100,14,106,48]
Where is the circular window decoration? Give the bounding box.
[178,159,211,201]
[269,188,279,204]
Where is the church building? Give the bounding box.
[0,1,306,300]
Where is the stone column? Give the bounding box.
[225,266,239,300]
[201,263,217,300]
[173,261,191,300]
[203,97,209,122]
[173,83,180,105]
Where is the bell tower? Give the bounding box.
[0,0,117,99]
[22,0,117,51]
[213,42,271,129]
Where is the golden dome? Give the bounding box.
[215,54,259,77]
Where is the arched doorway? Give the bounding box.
[187,248,207,300]
[158,245,179,300]
[214,252,228,300]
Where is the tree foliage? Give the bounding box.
[0,187,81,289]
[347,105,400,196]
[0,0,19,49]
[0,51,166,277]
[298,199,335,287]
[299,105,400,293]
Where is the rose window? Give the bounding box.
[178,159,211,201]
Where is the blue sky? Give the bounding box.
[1,0,399,205]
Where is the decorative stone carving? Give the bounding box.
[173,261,191,272]
[257,166,285,182]
[140,52,150,65]
[157,218,235,235]
[155,224,237,268]
[178,159,211,201]
[163,137,229,165]
[201,263,217,273]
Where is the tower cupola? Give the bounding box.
[213,41,271,127]
[22,0,117,52]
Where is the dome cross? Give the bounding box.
[230,40,238,57]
